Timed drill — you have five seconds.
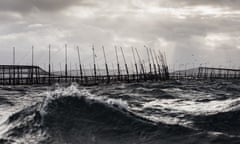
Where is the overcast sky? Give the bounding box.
[0,0,240,70]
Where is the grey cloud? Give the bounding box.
[0,0,97,13]
[156,0,240,9]
[83,11,239,43]
[0,0,240,67]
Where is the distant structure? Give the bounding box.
[0,65,48,85]
[197,67,240,79]
[171,67,240,80]
[0,45,169,85]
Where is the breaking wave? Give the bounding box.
[1,84,240,144]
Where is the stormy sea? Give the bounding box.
[0,80,240,144]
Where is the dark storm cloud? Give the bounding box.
[0,0,96,13]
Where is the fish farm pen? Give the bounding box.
[197,67,240,79]
[171,67,240,80]
[0,45,170,85]
[0,64,169,85]
[1,65,240,85]
[1,45,239,86]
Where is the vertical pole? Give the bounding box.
[149,48,157,80]
[0,66,1,84]
[115,46,121,81]
[77,46,83,83]
[92,45,97,83]
[197,67,201,79]
[48,44,51,85]
[69,62,72,82]
[132,47,138,81]
[120,47,129,82]
[17,66,20,84]
[82,64,87,84]
[3,66,5,85]
[239,68,240,79]
[144,46,152,76]
[36,66,39,84]
[157,55,162,79]
[159,50,167,80]
[52,63,55,83]
[82,64,86,84]
[13,47,15,65]
[153,49,161,80]
[9,67,11,85]
[32,46,34,66]
[164,51,169,79]
[20,67,22,85]
[163,52,168,67]
[164,52,169,79]
[184,64,187,78]
[31,46,34,84]
[13,47,15,85]
[65,44,68,82]
[135,48,145,80]
[102,46,110,83]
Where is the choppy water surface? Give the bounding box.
[0,80,240,144]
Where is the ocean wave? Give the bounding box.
[1,84,240,144]
[194,108,240,136]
